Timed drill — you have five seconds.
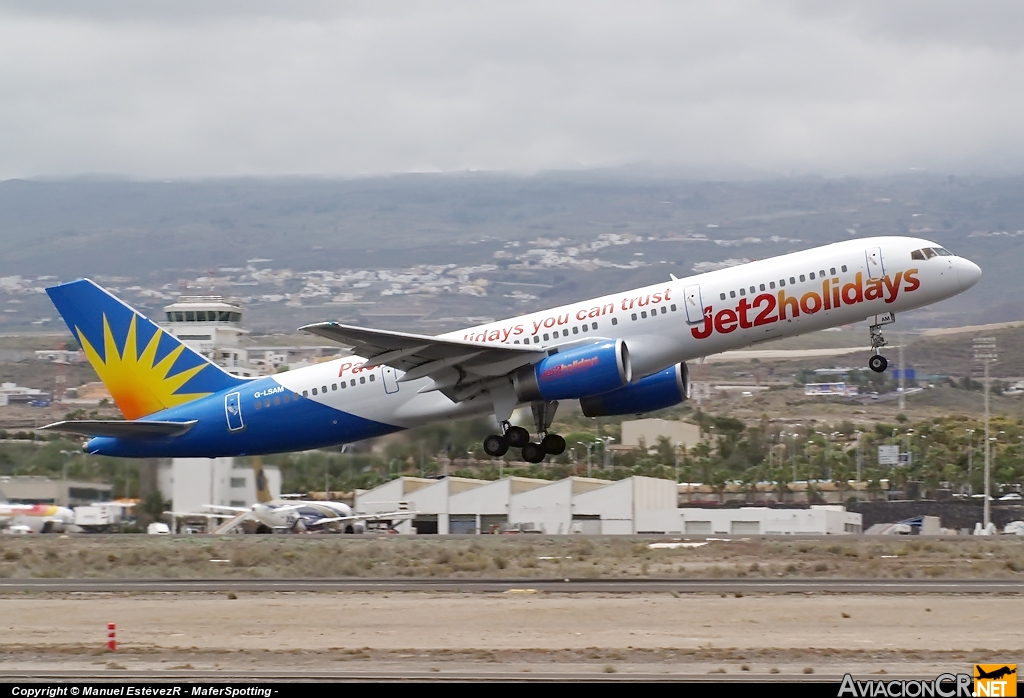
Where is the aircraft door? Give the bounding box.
[683,284,705,324]
[381,365,400,394]
[224,391,244,432]
[865,247,885,279]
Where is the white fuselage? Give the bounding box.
[0,504,75,533]
[267,236,979,429]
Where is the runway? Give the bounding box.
[1,577,1021,593]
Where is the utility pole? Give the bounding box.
[974,337,997,530]
[897,333,906,412]
[966,428,975,496]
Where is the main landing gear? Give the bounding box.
[482,401,566,464]
[868,322,889,373]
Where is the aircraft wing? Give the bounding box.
[310,510,420,526]
[298,322,546,394]
[38,420,198,439]
[203,505,252,513]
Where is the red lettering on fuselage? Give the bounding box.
[691,268,919,341]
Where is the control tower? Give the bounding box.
[159,296,256,377]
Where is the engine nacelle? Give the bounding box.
[579,362,689,417]
[513,339,631,402]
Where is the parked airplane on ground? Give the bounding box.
[40,236,980,462]
[200,460,414,533]
[0,502,75,533]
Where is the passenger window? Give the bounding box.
[283,394,290,402]
[670,304,677,311]
[369,375,375,382]
[819,270,825,277]
[631,313,637,321]
[661,307,667,314]
[340,382,346,389]
[254,401,261,410]
[739,288,745,296]
[611,318,618,325]
[583,324,589,332]
[322,385,327,393]
[543,333,549,341]
[749,287,755,294]
[264,399,271,408]
[729,291,736,298]
[641,311,647,318]
[350,379,356,386]
[779,279,785,287]
[273,396,280,405]
[840,266,847,273]
[790,277,796,284]
[591,322,597,330]
[331,384,337,391]
[312,388,318,395]
[572,327,579,334]
[770,282,776,289]
[360,377,366,384]
[562,329,569,337]
[799,274,805,282]
[759,284,766,291]
[911,250,925,260]
[533,336,540,343]
[720,293,726,300]
[830,267,836,275]
[514,340,519,344]
[809,272,815,280]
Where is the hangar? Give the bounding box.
[355,475,862,535]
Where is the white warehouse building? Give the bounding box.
[355,475,862,535]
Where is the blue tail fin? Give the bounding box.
[46,279,247,420]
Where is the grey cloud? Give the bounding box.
[1,1,1023,179]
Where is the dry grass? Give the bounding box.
[0,535,1021,579]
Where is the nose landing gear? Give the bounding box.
[868,319,890,373]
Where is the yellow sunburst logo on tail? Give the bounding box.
[76,314,211,420]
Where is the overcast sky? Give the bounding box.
[2,1,1023,180]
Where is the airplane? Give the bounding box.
[199,459,415,534]
[37,236,981,463]
[975,666,1016,681]
[0,502,75,533]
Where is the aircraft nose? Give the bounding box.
[957,258,982,291]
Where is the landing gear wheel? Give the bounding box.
[869,354,888,373]
[505,426,530,448]
[521,443,546,463]
[541,434,566,455]
[483,434,509,457]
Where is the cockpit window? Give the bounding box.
[912,247,952,260]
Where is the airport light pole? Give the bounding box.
[974,337,997,529]
[577,441,595,478]
[966,428,975,495]
[600,436,615,470]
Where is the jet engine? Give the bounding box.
[512,339,631,402]
[579,362,689,417]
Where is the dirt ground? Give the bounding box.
[1,592,1020,677]
[3,535,1023,579]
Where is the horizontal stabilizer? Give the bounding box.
[38,419,198,439]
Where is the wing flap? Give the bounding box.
[299,321,548,402]
[299,322,544,373]
[37,420,198,439]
